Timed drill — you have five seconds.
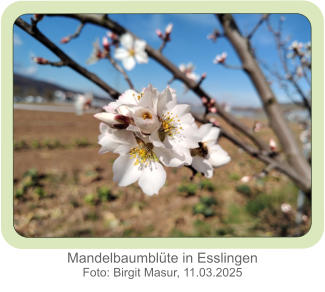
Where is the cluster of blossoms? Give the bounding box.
[94,85,230,195]
[287,41,311,65]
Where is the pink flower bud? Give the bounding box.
[201,97,208,104]
[33,14,43,21]
[209,99,216,106]
[209,107,217,113]
[156,29,163,39]
[32,57,48,64]
[60,36,70,44]
[102,36,110,51]
[107,31,119,46]
[269,138,277,151]
[165,23,173,35]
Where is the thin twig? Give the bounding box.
[61,22,85,44]
[247,14,269,39]
[107,55,135,89]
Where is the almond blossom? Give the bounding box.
[179,63,199,82]
[190,123,231,178]
[97,124,166,195]
[114,33,148,70]
[95,85,230,195]
[213,52,227,64]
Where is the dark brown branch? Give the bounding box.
[37,60,66,67]
[46,14,269,152]
[218,14,311,192]
[15,17,121,100]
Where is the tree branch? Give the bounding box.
[15,17,121,100]
[45,14,270,153]
[217,14,311,192]
[266,17,311,115]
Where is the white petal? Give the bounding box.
[120,33,134,50]
[113,155,141,187]
[98,126,136,154]
[154,147,189,167]
[122,56,136,71]
[138,163,166,195]
[208,144,231,167]
[191,156,213,178]
[117,89,139,106]
[138,84,156,109]
[134,39,146,52]
[197,123,213,140]
[114,47,129,60]
[157,88,175,116]
[179,64,186,72]
[203,127,220,144]
[103,102,118,113]
[135,51,148,64]
[169,104,191,117]
[94,112,116,126]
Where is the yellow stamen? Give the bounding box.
[129,49,135,57]
[142,112,152,120]
[129,140,158,167]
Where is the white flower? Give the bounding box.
[114,33,148,70]
[147,86,199,166]
[213,52,227,64]
[190,123,231,178]
[98,124,166,195]
[179,63,199,81]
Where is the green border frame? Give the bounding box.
[1,1,323,249]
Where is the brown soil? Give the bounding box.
[13,109,310,238]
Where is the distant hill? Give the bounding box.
[13,73,108,102]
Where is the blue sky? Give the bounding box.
[14,14,311,106]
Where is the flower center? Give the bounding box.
[129,49,135,57]
[129,138,158,167]
[142,112,152,120]
[159,112,183,141]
